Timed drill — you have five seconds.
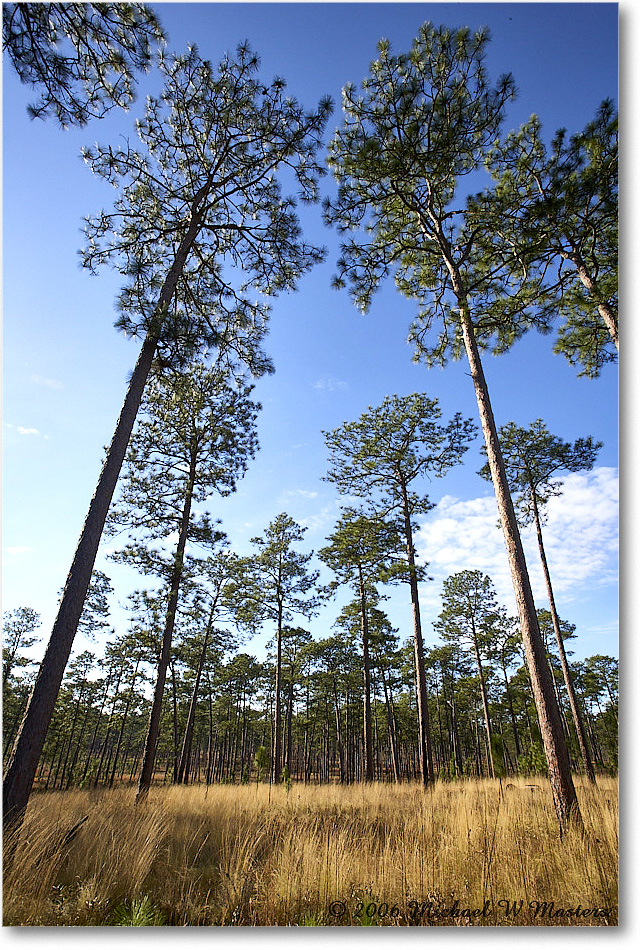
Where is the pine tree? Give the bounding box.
[2,608,41,689]
[324,22,582,832]
[480,101,618,376]
[480,418,601,781]
[4,46,330,827]
[224,514,320,783]
[319,509,403,780]
[323,393,475,785]
[107,365,259,801]
[435,571,501,778]
[3,2,166,126]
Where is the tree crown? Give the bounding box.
[4,2,166,127]
[81,43,332,373]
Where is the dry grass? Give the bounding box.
[3,776,618,926]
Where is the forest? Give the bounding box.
[3,2,618,928]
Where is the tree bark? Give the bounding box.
[399,478,434,786]
[567,249,618,349]
[332,679,346,783]
[136,456,197,803]
[272,602,283,784]
[357,564,374,781]
[500,659,521,759]
[531,489,596,783]
[457,298,581,833]
[177,608,214,784]
[3,209,206,829]
[472,634,495,778]
[109,660,140,788]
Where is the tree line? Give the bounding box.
[3,589,618,792]
[3,388,618,799]
[3,6,616,838]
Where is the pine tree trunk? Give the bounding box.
[332,679,346,783]
[531,490,596,783]
[272,604,283,784]
[358,565,374,781]
[93,668,124,787]
[457,299,581,833]
[136,459,197,803]
[81,668,113,784]
[285,680,294,774]
[109,660,140,788]
[66,700,93,789]
[399,478,434,786]
[3,333,157,824]
[58,688,85,788]
[472,636,495,778]
[380,667,400,783]
[567,249,618,349]
[3,208,206,829]
[451,691,463,776]
[177,609,214,784]
[501,659,522,759]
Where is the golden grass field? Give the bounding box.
[3,776,617,926]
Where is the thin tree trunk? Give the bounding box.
[566,249,618,349]
[472,636,495,779]
[501,659,522,759]
[81,668,113,784]
[109,660,140,788]
[171,663,180,782]
[451,691,463,776]
[399,478,434,786]
[380,666,400,783]
[58,686,85,789]
[357,565,374,781]
[136,458,197,803]
[456,297,581,833]
[93,668,123,787]
[66,698,93,789]
[3,207,206,829]
[332,679,346,783]
[285,679,294,774]
[272,603,283,784]
[531,489,596,783]
[178,608,214,784]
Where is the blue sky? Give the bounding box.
[3,1,620,671]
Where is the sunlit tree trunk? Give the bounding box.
[530,488,596,783]
[136,458,197,803]
[177,610,214,784]
[3,214,203,829]
[399,479,434,786]
[456,293,581,832]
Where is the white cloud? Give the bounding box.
[313,376,348,392]
[284,489,319,499]
[30,374,64,390]
[299,500,343,535]
[415,467,618,617]
[4,546,32,555]
[5,421,42,436]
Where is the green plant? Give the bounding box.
[112,895,166,926]
[254,746,268,784]
[518,742,549,776]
